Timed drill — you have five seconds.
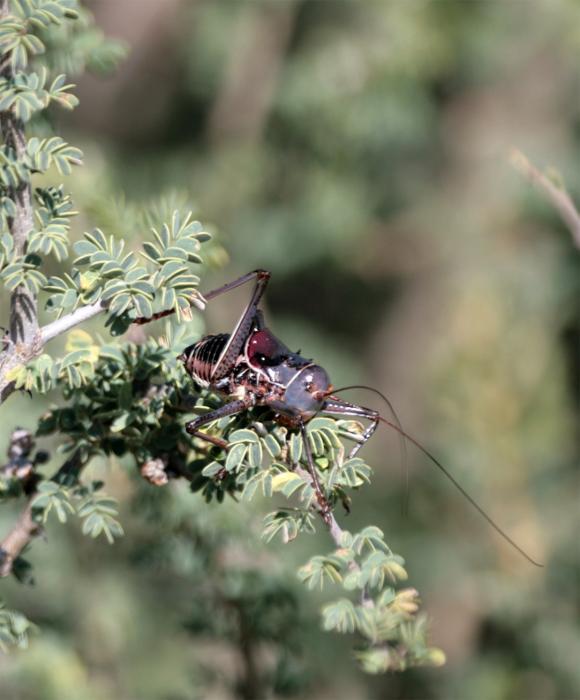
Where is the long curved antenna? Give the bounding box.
[329,387,543,568]
[378,415,543,567]
[332,385,408,516]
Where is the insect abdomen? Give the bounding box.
[183,333,230,386]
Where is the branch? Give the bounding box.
[295,464,372,607]
[294,466,347,545]
[40,300,106,344]
[0,1,40,405]
[0,449,83,578]
[0,502,39,577]
[2,294,183,407]
[511,149,580,250]
[40,284,205,343]
[0,0,38,346]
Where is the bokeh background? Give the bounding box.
[1,1,580,698]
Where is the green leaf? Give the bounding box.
[322,599,358,634]
[225,442,247,473]
[229,428,259,444]
[271,470,310,500]
[78,494,124,544]
[263,433,281,459]
[201,461,223,478]
[289,432,302,463]
[31,481,75,524]
[262,509,316,543]
[110,412,131,432]
[0,601,34,652]
[298,554,344,590]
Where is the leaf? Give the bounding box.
[229,428,259,444]
[110,412,131,433]
[271,470,308,499]
[248,440,262,468]
[78,494,124,544]
[31,482,75,524]
[298,554,344,590]
[262,433,281,459]
[133,294,153,318]
[0,601,34,652]
[322,599,358,634]
[289,432,302,463]
[201,461,223,478]
[241,471,264,501]
[225,442,247,473]
[262,509,316,543]
[65,329,93,351]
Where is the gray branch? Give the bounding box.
[511,149,580,250]
[0,449,83,578]
[0,0,38,347]
[295,464,372,608]
[0,0,40,404]
[0,501,40,577]
[40,300,106,344]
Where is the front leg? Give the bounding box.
[322,398,379,458]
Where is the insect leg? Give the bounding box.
[299,423,332,525]
[185,398,251,450]
[210,269,271,381]
[322,398,379,458]
[203,269,270,303]
[133,269,271,326]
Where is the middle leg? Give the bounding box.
[185,398,252,450]
[300,422,332,525]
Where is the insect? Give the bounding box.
[137,269,541,565]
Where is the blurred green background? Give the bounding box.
[2,0,580,698]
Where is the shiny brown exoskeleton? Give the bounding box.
[174,271,379,521]
[135,270,541,563]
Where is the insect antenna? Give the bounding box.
[329,386,543,567]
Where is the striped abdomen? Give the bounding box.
[181,333,231,387]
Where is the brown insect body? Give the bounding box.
[142,269,540,564]
[180,324,332,429]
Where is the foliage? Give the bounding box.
[25,320,440,670]
[0,599,34,651]
[2,0,577,698]
[0,0,440,689]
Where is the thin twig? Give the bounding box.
[510,148,580,250]
[294,464,372,608]
[0,450,83,578]
[294,467,345,547]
